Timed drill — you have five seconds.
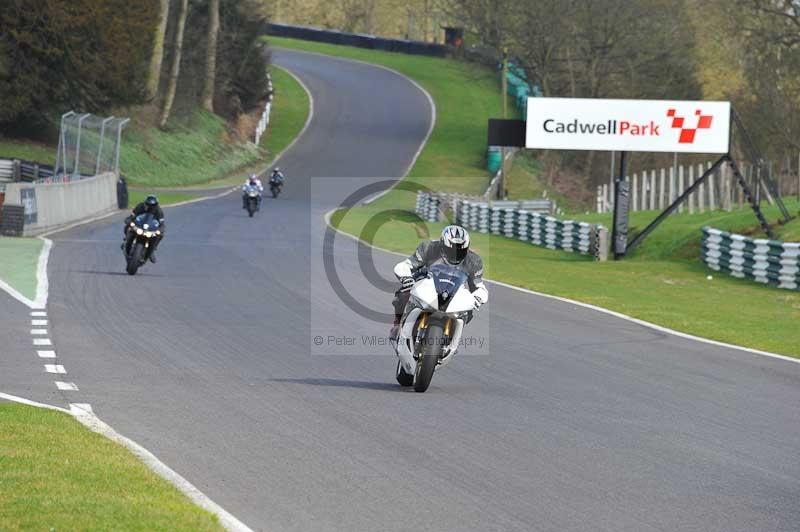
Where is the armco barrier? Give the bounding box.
[3,172,118,235]
[265,23,447,57]
[701,227,800,290]
[415,191,607,260]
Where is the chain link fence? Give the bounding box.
[54,111,129,182]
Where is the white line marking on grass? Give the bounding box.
[33,338,52,346]
[44,364,66,374]
[55,381,78,391]
[30,329,48,335]
[33,237,51,308]
[324,210,800,367]
[37,350,56,358]
[31,319,48,326]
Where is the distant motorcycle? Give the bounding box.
[394,264,478,392]
[123,213,161,275]
[269,176,282,198]
[243,184,261,217]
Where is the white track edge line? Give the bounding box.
[0,392,252,532]
[323,209,799,366]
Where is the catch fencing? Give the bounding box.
[701,227,800,290]
[597,155,800,214]
[55,111,128,183]
[415,191,606,260]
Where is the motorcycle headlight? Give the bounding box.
[129,222,135,227]
[144,231,153,238]
[155,230,161,236]
[136,228,143,235]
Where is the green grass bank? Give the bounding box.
[0,403,223,531]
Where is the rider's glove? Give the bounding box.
[473,293,485,311]
[399,276,414,292]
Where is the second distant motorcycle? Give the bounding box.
[269,167,284,198]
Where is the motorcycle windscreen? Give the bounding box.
[430,264,468,310]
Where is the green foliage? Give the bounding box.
[259,66,310,159]
[168,0,270,118]
[0,0,159,128]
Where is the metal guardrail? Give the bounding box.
[266,22,447,57]
[702,227,800,290]
[415,191,607,260]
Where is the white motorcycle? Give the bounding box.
[394,264,477,392]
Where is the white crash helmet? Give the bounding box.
[441,225,470,264]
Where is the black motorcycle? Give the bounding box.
[123,213,161,275]
[269,177,282,198]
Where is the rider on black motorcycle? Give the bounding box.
[390,225,488,338]
[270,167,285,186]
[123,195,165,263]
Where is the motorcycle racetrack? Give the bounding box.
[3,49,800,531]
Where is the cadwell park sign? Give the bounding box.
[525,98,731,154]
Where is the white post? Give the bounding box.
[597,185,603,213]
[632,173,638,212]
[708,162,716,210]
[602,183,609,212]
[649,170,656,210]
[697,164,705,213]
[659,168,666,209]
[678,165,685,213]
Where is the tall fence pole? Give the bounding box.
[73,113,90,180]
[115,118,130,175]
[95,116,114,175]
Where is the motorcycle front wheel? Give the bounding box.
[126,242,144,276]
[414,323,443,392]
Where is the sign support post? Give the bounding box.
[611,151,629,259]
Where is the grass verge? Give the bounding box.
[128,190,199,207]
[0,403,223,531]
[260,65,310,161]
[0,236,42,301]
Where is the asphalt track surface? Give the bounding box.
[3,49,799,531]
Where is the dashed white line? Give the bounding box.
[30,329,48,335]
[33,338,52,346]
[31,319,48,326]
[55,381,79,391]
[37,350,57,358]
[44,364,66,374]
[31,311,47,317]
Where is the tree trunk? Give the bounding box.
[202,0,219,113]
[159,0,188,128]
[146,0,170,102]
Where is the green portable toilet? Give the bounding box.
[487,145,502,173]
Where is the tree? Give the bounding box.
[160,0,189,128]
[0,0,158,128]
[147,0,171,101]
[202,0,220,112]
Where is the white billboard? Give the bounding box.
[526,98,731,153]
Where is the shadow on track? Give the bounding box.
[74,270,169,278]
[270,378,402,392]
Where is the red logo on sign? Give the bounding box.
[667,109,713,143]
